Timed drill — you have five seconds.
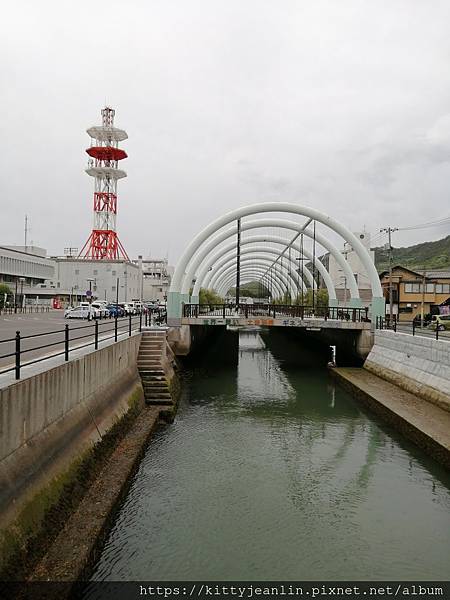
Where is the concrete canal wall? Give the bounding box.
[365,330,450,411]
[0,332,144,573]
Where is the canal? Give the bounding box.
[90,328,450,581]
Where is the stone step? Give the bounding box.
[139,370,165,376]
[143,384,169,392]
[138,358,161,369]
[145,398,174,406]
[145,392,172,399]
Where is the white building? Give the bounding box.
[320,231,375,305]
[0,245,57,305]
[136,257,173,302]
[51,258,142,303]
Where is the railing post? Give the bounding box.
[436,326,439,341]
[245,304,248,318]
[393,316,397,332]
[352,309,356,323]
[115,316,118,342]
[65,324,69,361]
[15,331,21,380]
[223,304,226,318]
[139,312,142,332]
[129,313,132,336]
[412,319,415,336]
[95,319,99,350]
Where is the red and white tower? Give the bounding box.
[79,107,130,260]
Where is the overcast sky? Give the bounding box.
[1,0,449,263]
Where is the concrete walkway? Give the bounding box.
[331,367,450,469]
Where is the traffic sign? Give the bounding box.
[86,290,93,297]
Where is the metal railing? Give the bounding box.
[183,303,369,323]
[375,315,449,341]
[0,313,152,380]
[0,305,51,315]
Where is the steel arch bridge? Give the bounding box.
[167,203,384,329]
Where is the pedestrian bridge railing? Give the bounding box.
[376,315,449,341]
[183,303,369,323]
[0,313,153,381]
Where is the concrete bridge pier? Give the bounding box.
[168,325,239,365]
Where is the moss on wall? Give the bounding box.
[0,386,143,581]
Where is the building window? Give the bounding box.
[426,283,434,293]
[112,286,116,291]
[404,283,421,293]
[75,269,79,275]
[436,283,450,294]
[112,271,116,276]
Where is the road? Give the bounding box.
[0,311,140,375]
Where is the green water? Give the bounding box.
[91,329,450,581]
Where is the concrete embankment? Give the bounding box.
[364,330,450,411]
[330,367,450,468]
[0,330,179,579]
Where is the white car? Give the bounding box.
[65,306,90,319]
[123,303,135,315]
[91,302,109,318]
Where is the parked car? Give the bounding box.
[123,303,135,315]
[105,303,124,317]
[429,314,450,331]
[65,306,90,319]
[91,302,109,318]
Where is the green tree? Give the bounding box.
[0,283,12,308]
[293,288,329,307]
[198,288,223,305]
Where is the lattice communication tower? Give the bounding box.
[79,107,130,260]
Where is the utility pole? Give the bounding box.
[420,268,426,328]
[235,218,241,306]
[380,227,398,320]
[24,215,28,253]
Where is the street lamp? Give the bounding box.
[19,277,26,310]
[86,278,95,320]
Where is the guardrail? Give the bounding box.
[375,316,449,341]
[0,305,51,315]
[0,312,161,380]
[183,303,369,322]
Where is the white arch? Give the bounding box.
[214,267,286,299]
[196,235,335,301]
[217,267,286,299]
[169,203,384,321]
[207,249,314,297]
[218,270,288,299]
[180,218,359,301]
[209,255,302,299]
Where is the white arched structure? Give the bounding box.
[205,247,310,290]
[196,235,334,301]
[210,255,301,297]
[180,218,360,300]
[218,270,287,298]
[169,203,384,322]
[218,267,287,298]
[216,267,286,299]
[207,252,314,298]
[209,254,304,300]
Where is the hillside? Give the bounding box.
[375,235,450,272]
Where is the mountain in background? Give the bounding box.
[374,235,450,272]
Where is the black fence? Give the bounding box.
[0,312,162,381]
[183,303,369,323]
[375,315,449,341]
[0,305,51,315]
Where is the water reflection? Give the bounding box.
[89,329,450,584]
